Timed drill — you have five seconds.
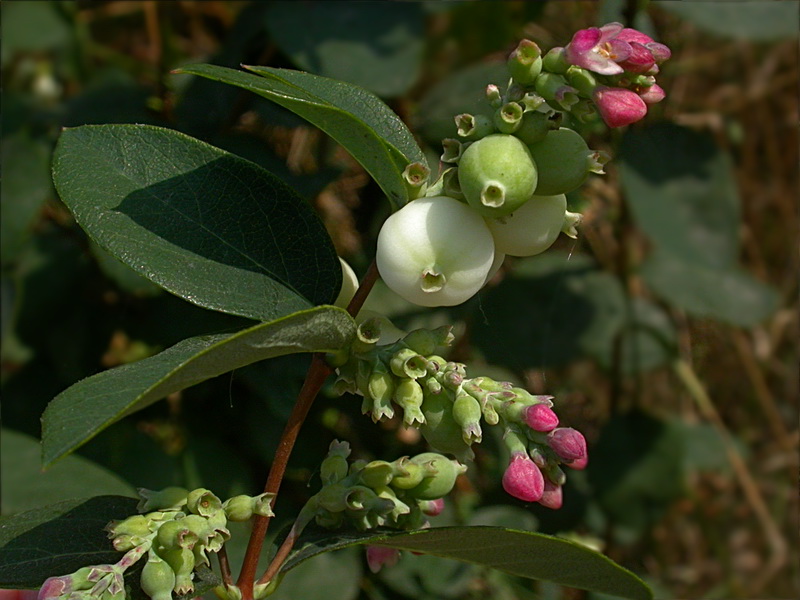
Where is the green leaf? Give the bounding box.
[284,526,652,600]
[176,63,426,210]
[41,306,355,466]
[1,133,52,264]
[1,429,136,516]
[619,123,741,270]
[640,249,779,327]
[657,1,799,42]
[269,548,361,600]
[263,1,425,98]
[0,495,138,587]
[52,124,340,322]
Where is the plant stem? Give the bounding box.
[236,259,379,599]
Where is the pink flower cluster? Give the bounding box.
[564,22,670,127]
[501,403,588,510]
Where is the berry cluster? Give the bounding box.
[331,320,588,508]
[375,24,670,308]
[38,488,274,600]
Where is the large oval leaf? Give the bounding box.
[0,496,138,588]
[1,429,135,516]
[658,1,799,42]
[41,306,355,467]
[284,526,652,600]
[52,124,340,322]
[176,64,426,210]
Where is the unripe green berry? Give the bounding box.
[527,128,596,196]
[507,39,543,85]
[376,196,495,307]
[186,488,222,517]
[455,113,494,140]
[514,111,560,146]
[458,134,538,218]
[419,390,474,462]
[393,378,425,426]
[493,102,523,134]
[156,519,198,550]
[390,458,426,490]
[485,193,566,257]
[140,556,176,600]
[159,547,195,595]
[359,460,395,488]
[407,453,465,500]
[452,393,483,444]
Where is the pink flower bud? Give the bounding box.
[523,404,559,432]
[37,577,71,600]
[502,452,544,502]
[592,86,647,128]
[638,83,665,105]
[547,427,587,462]
[568,454,588,470]
[366,546,401,573]
[420,498,445,517]
[537,479,564,510]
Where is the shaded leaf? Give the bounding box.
[620,123,741,270]
[284,526,652,600]
[52,124,340,322]
[270,547,361,600]
[658,1,799,42]
[264,1,425,97]
[640,249,779,327]
[0,496,137,587]
[1,429,136,516]
[42,306,355,466]
[176,64,425,210]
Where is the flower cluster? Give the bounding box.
[331,320,588,508]
[38,488,274,600]
[562,22,671,127]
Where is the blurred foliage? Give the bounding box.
[1,1,797,599]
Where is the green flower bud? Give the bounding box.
[544,463,567,487]
[159,547,195,595]
[374,485,412,521]
[455,113,494,140]
[222,495,257,522]
[140,555,176,600]
[359,460,395,488]
[419,390,474,462]
[402,326,453,357]
[156,519,199,550]
[368,362,395,422]
[317,482,349,513]
[507,39,543,85]
[493,102,524,134]
[452,393,483,445]
[389,458,426,490]
[542,46,569,74]
[485,194,567,257]
[320,455,350,487]
[353,318,382,353]
[440,139,464,165]
[407,453,466,500]
[513,111,560,146]
[564,65,597,98]
[137,487,190,512]
[485,84,502,107]
[527,128,598,196]
[186,488,222,518]
[458,134,538,218]
[534,72,579,111]
[403,161,430,200]
[393,378,425,426]
[107,514,152,538]
[389,347,426,379]
[111,533,148,552]
[175,514,211,541]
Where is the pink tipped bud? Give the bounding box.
[568,453,588,470]
[592,86,647,127]
[547,428,587,462]
[420,498,445,517]
[502,452,544,502]
[523,404,559,432]
[537,479,564,510]
[366,546,401,573]
[37,577,72,600]
[638,83,665,105]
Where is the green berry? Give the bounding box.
[458,134,538,218]
[527,128,596,195]
[407,453,465,500]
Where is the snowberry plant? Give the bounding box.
[2,23,670,600]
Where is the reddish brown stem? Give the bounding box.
[236,260,380,599]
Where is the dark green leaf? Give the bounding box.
[284,526,652,600]
[658,1,799,42]
[1,133,52,264]
[640,249,779,327]
[620,123,741,270]
[270,548,361,600]
[264,1,425,97]
[0,496,138,587]
[176,64,425,210]
[52,124,340,322]
[1,429,136,516]
[1,1,72,63]
[41,306,355,466]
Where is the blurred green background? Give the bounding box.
[1,1,798,599]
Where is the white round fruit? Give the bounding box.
[485,194,566,257]
[376,196,495,307]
